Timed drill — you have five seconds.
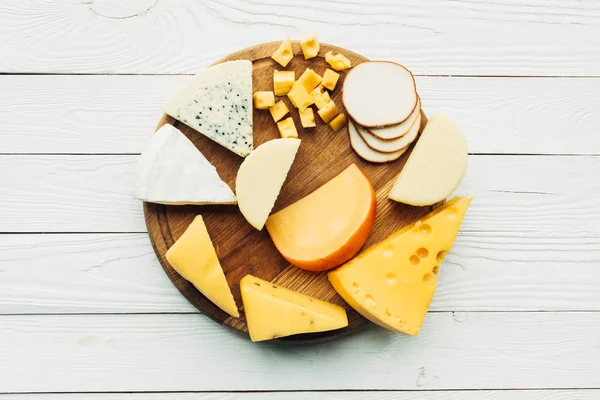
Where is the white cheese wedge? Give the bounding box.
[236,138,301,230]
[164,60,253,157]
[389,113,468,206]
[358,113,421,153]
[135,124,236,205]
[349,121,407,163]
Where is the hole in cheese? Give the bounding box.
[364,294,376,309]
[432,266,440,275]
[436,250,448,263]
[385,273,397,285]
[419,224,432,234]
[417,247,429,258]
[409,255,420,265]
[423,272,434,283]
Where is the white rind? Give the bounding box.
[357,113,422,153]
[342,61,417,128]
[135,124,236,205]
[367,99,421,140]
[164,60,253,157]
[349,121,407,163]
[389,113,468,206]
[236,138,301,230]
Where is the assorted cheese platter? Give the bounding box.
[137,37,470,343]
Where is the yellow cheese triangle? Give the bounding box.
[328,196,472,336]
[166,215,239,318]
[240,275,348,342]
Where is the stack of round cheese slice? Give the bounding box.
[343,61,422,163]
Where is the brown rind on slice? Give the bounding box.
[342,61,418,128]
[356,113,421,153]
[348,120,407,163]
[364,98,421,140]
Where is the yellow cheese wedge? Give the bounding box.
[317,100,339,123]
[236,138,301,230]
[389,113,468,206]
[274,70,295,96]
[300,33,320,59]
[240,275,348,342]
[310,85,331,109]
[269,100,289,122]
[297,68,322,93]
[325,51,352,71]
[329,113,347,132]
[166,215,239,317]
[328,196,472,336]
[322,69,340,91]
[272,40,293,67]
[253,91,275,109]
[287,83,314,111]
[299,107,316,128]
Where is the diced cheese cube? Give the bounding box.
[325,51,352,71]
[329,113,347,132]
[310,86,332,109]
[272,39,294,67]
[287,83,314,111]
[253,91,275,109]
[269,100,289,122]
[274,70,295,96]
[277,117,298,138]
[299,107,316,128]
[317,100,339,123]
[322,69,340,91]
[297,68,322,92]
[300,33,320,59]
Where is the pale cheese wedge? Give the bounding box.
[135,124,236,205]
[236,138,301,230]
[389,113,468,206]
[358,113,421,153]
[164,60,253,157]
[241,275,348,342]
[166,215,239,318]
[349,121,407,163]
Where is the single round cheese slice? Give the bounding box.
[357,113,421,153]
[349,121,407,163]
[343,61,417,128]
[236,138,301,230]
[366,99,421,140]
[389,113,468,206]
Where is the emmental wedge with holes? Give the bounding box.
[328,196,472,336]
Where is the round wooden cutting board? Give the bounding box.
[144,41,432,343]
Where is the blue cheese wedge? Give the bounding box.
[164,60,253,157]
[135,124,236,205]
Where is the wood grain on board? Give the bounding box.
[144,42,432,342]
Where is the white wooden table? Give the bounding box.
[1,0,599,398]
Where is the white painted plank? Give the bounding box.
[0,155,597,233]
[2,75,600,155]
[0,0,599,75]
[0,313,598,392]
[0,232,598,314]
[2,390,599,399]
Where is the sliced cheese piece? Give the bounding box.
[317,100,339,123]
[389,113,468,206]
[266,164,376,272]
[367,99,421,140]
[343,61,417,128]
[329,113,347,132]
[297,68,322,92]
[164,60,253,157]
[325,51,352,71]
[329,196,472,336]
[166,215,239,318]
[274,70,295,96]
[135,124,236,205]
[299,107,316,128]
[310,85,331,109]
[272,39,294,67]
[253,91,275,109]
[241,275,348,342]
[358,113,421,153]
[322,69,340,91]
[277,117,298,138]
[236,138,301,230]
[349,121,407,163]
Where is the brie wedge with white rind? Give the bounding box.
[236,138,301,230]
[343,61,417,128]
[349,121,407,163]
[164,60,253,157]
[135,124,236,205]
[358,113,421,153]
[389,113,468,206]
[366,99,421,140]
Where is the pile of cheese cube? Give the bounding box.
[253,34,352,139]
